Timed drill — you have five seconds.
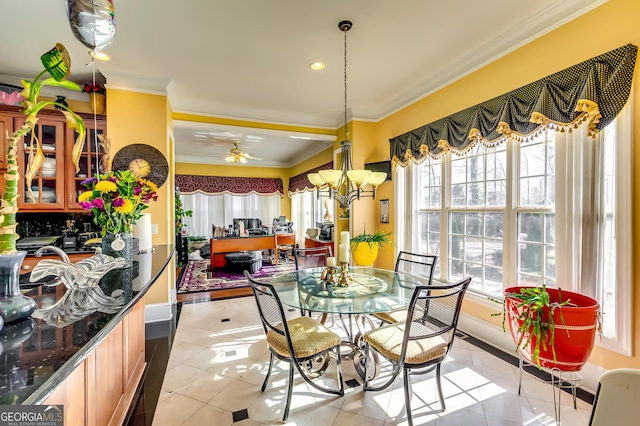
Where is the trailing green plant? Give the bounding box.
[175,189,192,235]
[492,285,573,368]
[0,44,86,255]
[350,227,392,251]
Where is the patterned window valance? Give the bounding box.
[176,174,284,196]
[390,44,637,170]
[287,161,333,196]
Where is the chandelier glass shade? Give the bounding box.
[307,20,387,211]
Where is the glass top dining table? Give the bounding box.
[269,266,435,314]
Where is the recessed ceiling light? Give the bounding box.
[89,50,110,61]
[310,61,325,71]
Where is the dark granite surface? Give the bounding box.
[0,245,174,405]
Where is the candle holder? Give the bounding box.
[321,266,338,285]
[337,262,353,287]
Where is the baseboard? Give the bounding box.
[170,288,177,304]
[145,303,173,323]
[458,312,606,394]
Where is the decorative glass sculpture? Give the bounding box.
[29,248,128,328]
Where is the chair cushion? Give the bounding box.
[363,322,447,365]
[371,309,407,324]
[266,316,341,359]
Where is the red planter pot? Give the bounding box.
[505,286,599,371]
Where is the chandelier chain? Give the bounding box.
[343,26,348,140]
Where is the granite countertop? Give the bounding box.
[0,244,174,405]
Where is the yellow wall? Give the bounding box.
[107,89,173,306]
[368,0,640,370]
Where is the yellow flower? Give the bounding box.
[113,198,134,214]
[95,180,117,193]
[140,179,158,192]
[78,191,93,202]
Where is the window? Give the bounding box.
[181,192,280,237]
[396,110,631,353]
[291,191,333,246]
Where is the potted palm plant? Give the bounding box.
[496,285,600,370]
[0,44,86,324]
[350,228,392,266]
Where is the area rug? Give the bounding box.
[177,259,296,294]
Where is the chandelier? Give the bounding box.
[307,20,387,211]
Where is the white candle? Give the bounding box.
[341,231,350,245]
[339,244,349,263]
[326,256,336,267]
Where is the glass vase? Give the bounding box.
[102,233,133,268]
[0,251,36,323]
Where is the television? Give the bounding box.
[364,160,392,182]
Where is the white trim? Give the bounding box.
[106,84,168,96]
[170,288,177,305]
[145,303,173,323]
[458,311,606,394]
[172,111,337,131]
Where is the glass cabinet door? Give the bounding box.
[67,119,106,210]
[17,118,65,210]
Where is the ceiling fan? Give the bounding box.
[219,141,263,164]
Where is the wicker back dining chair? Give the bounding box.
[243,271,344,421]
[293,246,333,270]
[363,276,472,426]
[372,251,438,325]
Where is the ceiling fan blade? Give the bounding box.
[244,153,263,160]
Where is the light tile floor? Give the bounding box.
[152,296,593,425]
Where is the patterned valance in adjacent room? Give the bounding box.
[287,161,333,196]
[390,44,637,169]
[175,174,284,196]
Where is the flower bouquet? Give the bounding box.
[79,170,158,266]
[82,83,106,94]
[82,83,106,114]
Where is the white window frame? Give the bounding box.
[397,105,633,355]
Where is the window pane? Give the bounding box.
[449,212,503,296]
[466,213,482,236]
[519,131,555,207]
[427,212,440,233]
[451,159,466,184]
[487,180,506,206]
[519,213,543,242]
[467,156,484,182]
[520,143,546,178]
[468,183,485,206]
[451,184,466,206]
[485,213,503,238]
[518,242,542,275]
[520,176,546,206]
[464,237,482,262]
[487,150,507,180]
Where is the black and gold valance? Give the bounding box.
[390,44,637,169]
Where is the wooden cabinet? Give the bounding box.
[66,119,106,210]
[0,105,106,212]
[16,116,66,209]
[43,297,146,426]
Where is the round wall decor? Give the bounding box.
[112,143,169,188]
